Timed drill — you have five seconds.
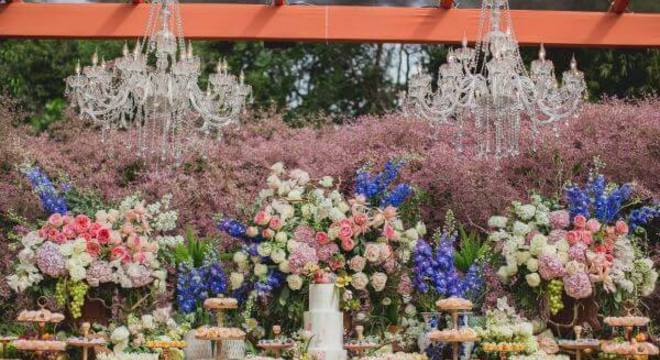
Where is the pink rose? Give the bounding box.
[573,215,587,229]
[585,219,601,232]
[315,232,329,245]
[63,224,77,239]
[38,228,47,239]
[566,231,580,245]
[86,241,101,257]
[246,226,259,238]
[314,271,331,284]
[382,206,397,220]
[254,211,271,226]
[111,246,131,263]
[262,228,275,239]
[615,220,629,235]
[379,244,393,262]
[580,231,593,245]
[97,228,111,245]
[382,222,396,240]
[62,215,74,225]
[348,256,366,272]
[81,232,93,242]
[341,237,355,252]
[54,233,67,244]
[89,223,103,237]
[48,213,64,227]
[328,257,344,271]
[338,223,353,241]
[133,252,147,264]
[353,214,368,226]
[47,228,60,241]
[74,214,91,231]
[269,216,283,230]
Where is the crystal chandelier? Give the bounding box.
[401,0,587,158]
[66,0,251,165]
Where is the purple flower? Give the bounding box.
[538,255,564,280]
[35,242,66,277]
[564,271,592,299]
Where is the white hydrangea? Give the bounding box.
[156,235,184,249]
[512,221,531,236]
[526,258,539,272]
[516,204,537,221]
[254,264,268,277]
[230,272,244,290]
[488,216,509,229]
[270,248,287,264]
[530,235,548,256]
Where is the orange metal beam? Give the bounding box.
[0,3,658,47]
[609,0,630,14]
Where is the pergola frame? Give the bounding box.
[0,1,658,47]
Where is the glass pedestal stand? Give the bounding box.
[344,325,379,357]
[66,322,107,360]
[602,316,658,359]
[557,326,600,360]
[257,325,294,358]
[12,298,67,359]
[428,300,476,360]
[196,298,245,360]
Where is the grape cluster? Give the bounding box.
[548,279,564,315]
[55,280,67,307]
[68,281,89,319]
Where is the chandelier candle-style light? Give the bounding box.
[66,0,251,165]
[401,0,587,158]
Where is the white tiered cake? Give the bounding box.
[303,284,347,360]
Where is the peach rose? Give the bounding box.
[580,231,593,245]
[615,220,629,235]
[341,237,355,252]
[74,214,91,231]
[254,211,271,226]
[566,231,580,246]
[97,228,111,245]
[111,246,131,263]
[133,252,147,264]
[382,222,397,240]
[585,219,601,232]
[315,231,329,245]
[269,216,283,230]
[86,241,101,257]
[48,213,64,227]
[573,215,587,229]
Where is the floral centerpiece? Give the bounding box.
[219,161,424,334]
[7,193,182,318]
[487,173,658,322]
[475,298,539,355]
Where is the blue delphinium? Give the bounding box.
[22,165,68,215]
[628,205,660,231]
[565,174,633,223]
[254,269,285,296]
[412,231,483,300]
[354,160,412,208]
[176,262,228,314]
[218,218,248,239]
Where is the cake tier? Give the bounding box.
[308,283,340,311]
[304,310,344,349]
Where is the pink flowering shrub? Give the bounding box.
[0,98,658,239]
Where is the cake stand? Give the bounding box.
[557,326,600,360]
[145,340,187,360]
[257,325,294,358]
[12,297,67,359]
[428,297,477,360]
[344,325,379,357]
[66,322,107,360]
[0,336,17,359]
[602,316,657,359]
[195,297,245,360]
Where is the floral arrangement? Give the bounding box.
[475,298,539,355]
[22,164,69,215]
[219,160,423,332]
[7,194,182,318]
[100,306,189,355]
[487,174,658,317]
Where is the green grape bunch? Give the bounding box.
[67,281,89,319]
[547,279,565,315]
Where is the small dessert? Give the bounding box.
[195,326,245,340]
[601,340,658,356]
[12,339,67,352]
[16,309,65,323]
[427,328,478,342]
[435,297,473,311]
[603,316,650,327]
[482,342,526,353]
[145,340,187,349]
[66,337,107,347]
[203,297,238,310]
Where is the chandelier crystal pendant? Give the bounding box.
[401,0,587,158]
[66,0,252,165]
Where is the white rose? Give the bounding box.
[69,265,87,282]
[254,264,268,277]
[233,251,248,266]
[257,243,273,257]
[404,228,419,241]
[364,243,381,263]
[556,239,570,253]
[286,274,303,290]
[278,261,290,274]
[404,304,417,316]
[370,272,388,292]
[141,315,155,330]
[415,222,427,236]
[351,272,369,290]
[289,169,310,185]
[488,216,508,229]
[270,162,285,174]
[270,248,287,264]
[516,251,531,265]
[526,258,539,272]
[230,272,244,290]
[286,240,299,253]
[525,273,541,287]
[505,262,518,276]
[274,232,288,245]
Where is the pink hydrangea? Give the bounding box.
[564,271,593,299]
[35,242,66,277]
[288,243,319,275]
[548,230,567,244]
[127,264,153,288]
[538,255,564,280]
[397,274,413,296]
[293,225,316,248]
[568,243,588,262]
[549,210,570,230]
[86,260,114,287]
[317,243,339,262]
